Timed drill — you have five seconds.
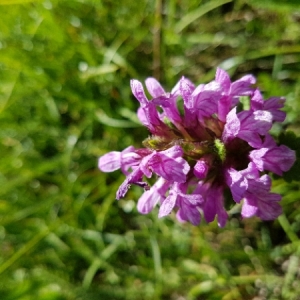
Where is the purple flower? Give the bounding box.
[139,145,190,182]
[241,175,282,220]
[225,162,260,204]
[222,107,273,147]
[145,77,182,125]
[159,182,203,226]
[98,146,141,175]
[193,182,228,227]
[193,158,210,179]
[130,79,170,136]
[249,134,296,175]
[98,68,296,227]
[251,89,286,122]
[137,178,171,214]
[215,68,255,122]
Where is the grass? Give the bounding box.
[0,0,300,299]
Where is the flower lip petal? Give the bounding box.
[137,106,149,126]
[241,198,258,218]
[249,148,269,171]
[215,68,231,92]
[137,178,170,214]
[158,193,177,218]
[98,151,121,172]
[225,168,248,203]
[161,145,183,159]
[130,79,149,106]
[264,97,286,122]
[203,185,228,227]
[250,89,264,111]
[116,168,144,200]
[151,95,172,107]
[177,206,201,226]
[239,110,273,134]
[193,160,209,179]
[241,175,283,221]
[148,153,189,182]
[171,78,188,96]
[231,74,256,95]
[145,77,165,98]
[251,145,296,175]
[222,107,240,142]
[180,76,195,108]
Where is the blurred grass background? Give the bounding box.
[0,0,300,299]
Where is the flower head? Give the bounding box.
[98,68,296,227]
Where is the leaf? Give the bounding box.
[95,109,142,128]
[247,0,300,11]
[0,0,41,4]
[80,64,119,80]
[174,0,233,33]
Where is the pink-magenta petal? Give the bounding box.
[158,193,177,218]
[98,151,121,172]
[145,77,165,98]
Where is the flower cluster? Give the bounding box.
[98,68,295,227]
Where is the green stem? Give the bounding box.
[0,226,51,275]
[278,214,299,243]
